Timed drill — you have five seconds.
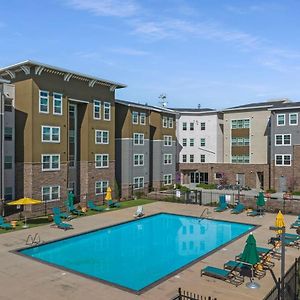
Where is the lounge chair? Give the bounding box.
[201,266,244,286]
[67,203,85,215]
[214,202,227,212]
[0,216,13,229]
[285,233,300,240]
[53,215,73,230]
[235,247,274,261]
[133,206,144,218]
[87,200,104,212]
[52,207,69,219]
[224,260,266,279]
[107,200,121,208]
[268,236,300,249]
[290,220,300,228]
[231,203,245,214]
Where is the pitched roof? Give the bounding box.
[224,99,289,111]
[269,101,300,111]
[170,107,216,113]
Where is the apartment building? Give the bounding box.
[115,100,176,197]
[0,79,15,206]
[0,60,126,206]
[174,108,224,184]
[269,102,300,192]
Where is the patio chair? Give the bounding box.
[214,202,227,212]
[133,206,144,218]
[231,203,245,214]
[87,200,104,212]
[268,236,300,249]
[290,220,300,228]
[67,203,85,216]
[285,233,300,240]
[107,199,121,208]
[224,260,266,279]
[53,215,73,230]
[52,207,70,219]
[0,216,13,230]
[201,266,244,286]
[235,247,274,261]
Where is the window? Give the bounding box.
[93,100,101,119]
[69,155,75,168]
[182,138,187,147]
[4,127,12,141]
[231,155,250,163]
[39,90,49,113]
[95,181,109,195]
[190,122,194,131]
[231,119,250,129]
[42,154,60,171]
[4,187,13,200]
[140,113,146,125]
[4,156,12,169]
[4,98,12,112]
[164,135,172,146]
[200,122,205,130]
[289,113,298,125]
[95,130,109,144]
[275,154,291,166]
[275,134,291,146]
[103,102,111,120]
[42,126,60,143]
[182,122,187,131]
[200,154,205,162]
[164,154,172,165]
[42,186,60,202]
[95,154,109,168]
[182,154,187,162]
[133,133,144,145]
[189,138,194,147]
[132,111,139,124]
[232,137,249,146]
[168,118,173,128]
[277,114,285,126]
[133,177,144,189]
[163,117,168,128]
[133,154,144,166]
[163,174,172,185]
[200,138,205,147]
[53,93,62,115]
[189,154,194,163]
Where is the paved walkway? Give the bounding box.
[0,202,299,300]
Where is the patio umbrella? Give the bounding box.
[256,192,265,216]
[7,198,42,228]
[275,210,285,234]
[105,187,112,210]
[240,233,260,288]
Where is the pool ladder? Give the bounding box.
[26,233,41,246]
[199,208,212,221]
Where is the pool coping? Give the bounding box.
[11,212,260,295]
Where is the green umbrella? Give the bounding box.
[240,233,260,265]
[256,192,265,207]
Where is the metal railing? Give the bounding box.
[171,288,217,300]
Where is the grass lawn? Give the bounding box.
[0,199,155,234]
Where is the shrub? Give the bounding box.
[266,188,276,194]
[196,183,216,189]
[292,191,300,196]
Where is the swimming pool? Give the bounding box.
[19,213,255,293]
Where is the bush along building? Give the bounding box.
[0,60,126,211]
[115,100,176,198]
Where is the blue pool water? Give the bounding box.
[20,213,254,292]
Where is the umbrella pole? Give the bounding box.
[246,265,260,289]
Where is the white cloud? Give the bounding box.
[65,0,139,17]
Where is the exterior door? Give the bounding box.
[279,176,287,192]
[236,173,245,187]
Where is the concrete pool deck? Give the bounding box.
[0,201,299,300]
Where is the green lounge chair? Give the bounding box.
[224,260,266,279]
[87,200,104,212]
[0,216,13,229]
[67,203,84,215]
[290,221,300,228]
[53,215,73,230]
[235,247,273,261]
[201,266,243,286]
[107,200,121,208]
[268,236,300,249]
[214,202,227,212]
[52,207,69,219]
[285,233,300,240]
[231,203,245,214]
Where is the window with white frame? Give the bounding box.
[189,138,194,147]
[163,117,168,128]
[231,155,250,163]
[200,138,205,147]
[95,181,109,195]
[42,186,60,202]
[289,113,298,125]
[231,137,249,146]
[190,122,194,130]
[103,102,111,120]
[275,154,291,166]
[53,93,63,115]
[39,90,49,113]
[140,113,146,125]
[132,111,139,124]
[42,154,60,171]
[4,127,12,141]
[182,138,187,147]
[93,100,101,119]
[200,122,206,130]
[164,154,172,165]
[4,156,12,169]
[133,177,144,189]
[182,122,187,131]
[133,154,144,166]
[168,117,173,128]
[133,133,144,145]
[275,134,291,146]
[95,130,109,144]
[164,135,172,146]
[189,154,194,163]
[231,119,250,129]
[42,126,60,143]
[163,174,172,185]
[182,154,187,162]
[277,114,285,126]
[200,154,205,163]
[95,154,109,168]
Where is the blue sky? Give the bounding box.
[1,0,300,109]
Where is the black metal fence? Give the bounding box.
[171,288,217,300]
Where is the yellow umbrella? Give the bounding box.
[105,187,112,201]
[275,210,285,234]
[8,198,42,228]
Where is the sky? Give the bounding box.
[0,0,300,109]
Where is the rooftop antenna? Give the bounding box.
[197,104,201,109]
[159,94,168,107]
